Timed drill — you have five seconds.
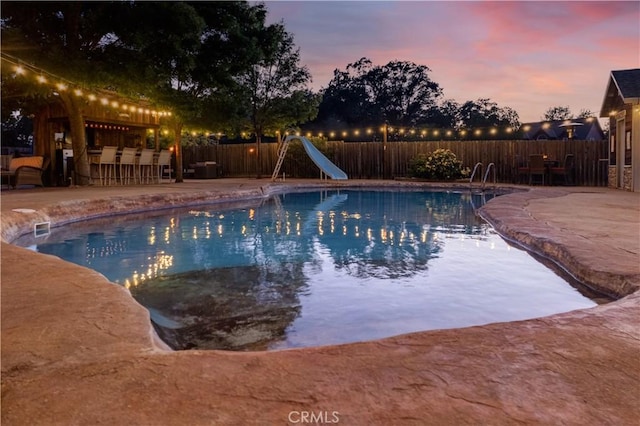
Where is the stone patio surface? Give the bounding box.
[1,180,639,425]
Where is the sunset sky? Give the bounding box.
[263,1,639,123]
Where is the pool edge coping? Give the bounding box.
[2,181,639,425]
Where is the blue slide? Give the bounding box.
[295,136,348,180]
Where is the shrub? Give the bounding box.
[407,149,466,180]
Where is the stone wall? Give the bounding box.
[623,166,633,191]
[608,166,633,191]
[609,166,617,189]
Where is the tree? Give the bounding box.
[372,60,442,126]
[1,112,34,149]
[2,2,123,184]
[1,2,208,185]
[456,98,520,131]
[315,58,374,128]
[424,99,460,129]
[576,108,595,119]
[316,58,442,128]
[232,23,314,178]
[542,106,572,121]
[2,1,275,184]
[542,106,597,122]
[101,1,270,182]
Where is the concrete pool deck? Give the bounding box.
[1,180,639,425]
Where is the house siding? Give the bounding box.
[601,69,640,192]
[607,104,638,191]
[633,106,640,192]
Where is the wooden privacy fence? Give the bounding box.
[182,139,609,185]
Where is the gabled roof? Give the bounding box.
[600,68,640,117]
[520,118,605,141]
[612,69,640,100]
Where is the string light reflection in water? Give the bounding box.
[18,190,603,351]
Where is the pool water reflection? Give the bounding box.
[19,190,601,351]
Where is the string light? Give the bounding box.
[187,120,545,142]
[185,124,531,142]
[1,53,172,117]
[4,54,599,141]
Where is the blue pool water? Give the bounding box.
[18,189,600,351]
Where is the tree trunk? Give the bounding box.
[255,133,262,179]
[59,92,91,185]
[173,122,184,183]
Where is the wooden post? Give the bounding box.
[382,123,388,179]
[173,122,183,183]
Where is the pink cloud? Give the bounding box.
[264,1,639,122]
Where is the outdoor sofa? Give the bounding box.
[3,156,50,188]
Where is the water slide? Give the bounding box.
[296,136,348,180]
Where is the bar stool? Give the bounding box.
[137,149,155,184]
[156,149,172,183]
[119,147,138,185]
[98,146,117,186]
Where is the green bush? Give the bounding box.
[408,149,467,180]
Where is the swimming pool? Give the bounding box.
[19,189,600,351]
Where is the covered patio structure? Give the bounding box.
[33,98,162,186]
[1,53,170,187]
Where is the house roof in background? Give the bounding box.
[600,68,640,117]
[611,69,640,100]
[520,117,604,141]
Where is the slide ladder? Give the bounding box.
[271,136,291,181]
